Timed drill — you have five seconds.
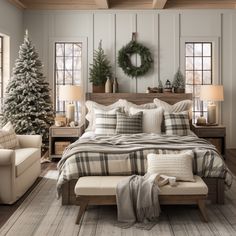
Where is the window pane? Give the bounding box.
[74,44,82,56]
[74,57,81,70]
[65,57,72,70]
[186,57,193,70]
[65,44,73,56]
[65,70,72,84]
[203,71,211,84]
[194,71,202,85]
[194,43,202,56]
[203,57,211,70]
[186,71,193,84]
[194,85,201,98]
[56,44,64,56]
[203,44,211,56]
[73,71,81,84]
[194,57,202,70]
[186,43,193,56]
[56,71,64,84]
[56,57,64,70]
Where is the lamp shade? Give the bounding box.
[200,85,224,101]
[59,85,82,101]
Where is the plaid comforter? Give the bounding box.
[57,133,233,194]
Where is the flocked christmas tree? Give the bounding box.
[2,30,54,143]
[172,68,185,89]
[89,40,112,86]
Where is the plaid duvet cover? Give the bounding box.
[57,133,233,194]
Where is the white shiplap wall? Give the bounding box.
[23,9,236,148]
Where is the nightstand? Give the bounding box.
[191,124,226,155]
[49,124,84,160]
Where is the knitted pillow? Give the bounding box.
[129,107,163,134]
[147,151,195,182]
[0,122,18,149]
[164,111,190,136]
[116,111,143,134]
[94,108,119,135]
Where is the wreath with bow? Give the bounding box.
[118,40,153,78]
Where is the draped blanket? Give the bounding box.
[57,133,233,194]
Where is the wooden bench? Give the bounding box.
[75,175,208,224]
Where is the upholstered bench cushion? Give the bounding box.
[74,175,208,196]
[15,148,41,177]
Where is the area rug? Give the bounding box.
[1,172,236,236]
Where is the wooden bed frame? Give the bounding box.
[61,93,224,205]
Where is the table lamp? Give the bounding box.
[200,85,224,125]
[59,85,82,124]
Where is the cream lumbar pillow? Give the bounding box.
[147,151,195,182]
[129,107,163,134]
[0,121,18,149]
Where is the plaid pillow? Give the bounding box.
[164,111,190,136]
[94,108,119,135]
[116,111,143,134]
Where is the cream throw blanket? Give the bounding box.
[116,173,176,230]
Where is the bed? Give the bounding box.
[58,93,233,205]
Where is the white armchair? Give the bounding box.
[0,135,42,204]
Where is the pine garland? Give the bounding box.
[1,31,54,143]
[118,40,153,78]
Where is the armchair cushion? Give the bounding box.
[17,135,42,148]
[15,148,40,177]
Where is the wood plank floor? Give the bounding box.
[0,149,235,235]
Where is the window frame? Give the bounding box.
[50,37,87,123]
[180,37,221,123]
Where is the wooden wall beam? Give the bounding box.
[8,0,26,9]
[153,0,168,9]
[94,0,109,9]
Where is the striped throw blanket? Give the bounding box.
[57,133,233,194]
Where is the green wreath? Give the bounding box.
[118,40,153,78]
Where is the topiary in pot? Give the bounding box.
[172,68,185,93]
[89,40,112,93]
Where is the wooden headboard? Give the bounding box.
[86,93,192,105]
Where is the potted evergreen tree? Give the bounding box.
[172,68,185,93]
[89,40,112,93]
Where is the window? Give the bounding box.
[185,42,212,123]
[55,42,82,120]
[0,36,3,100]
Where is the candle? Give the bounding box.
[66,104,75,123]
[207,103,216,124]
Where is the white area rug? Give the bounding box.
[1,171,236,236]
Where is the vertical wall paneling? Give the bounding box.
[174,13,180,72]
[115,13,137,93]
[159,13,176,85]
[137,12,158,92]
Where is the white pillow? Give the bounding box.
[85,100,125,132]
[153,98,192,114]
[129,107,163,134]
[147,151,195,182]
[94,108,119,135]
[0,122,18,149]
[121,99,157,113]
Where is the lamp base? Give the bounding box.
[66,103,75,125]
[207,103,216,124]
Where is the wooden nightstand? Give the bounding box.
[191,124,226,155]
[49,124,84,160]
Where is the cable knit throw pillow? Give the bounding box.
[164,111,190,136]
[147,151,195,182]
[0,122,18,149]
[94,108,119,135]
[129,107,163,134]
[116,111,143,134]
